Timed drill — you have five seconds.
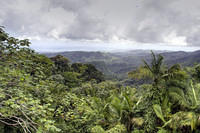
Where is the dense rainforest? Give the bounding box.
[1,27,200,133]
[44,49,200,81]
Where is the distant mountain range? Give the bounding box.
[43,50,200,79]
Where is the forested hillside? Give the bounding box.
[44,50,200,80]
[2,27,200,133]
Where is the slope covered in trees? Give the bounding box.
[1,27,200,133]
[44,50,200,80]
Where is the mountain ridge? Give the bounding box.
[43,50,200,79]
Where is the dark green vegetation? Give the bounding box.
[44,50,155,80]
[1,27,200,133]
[44,50,200,80]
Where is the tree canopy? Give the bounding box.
[1,27,200,133]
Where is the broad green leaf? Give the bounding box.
[153,104,166,123]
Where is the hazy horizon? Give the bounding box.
[31,41,200,53]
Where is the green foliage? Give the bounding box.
[0,27,104,132]
[72,81,119,98]
[104,87,140,132]
[72,63,105,83]
[153,104,166,123]
[0,67,61,132]
[91,126,105,133]
[50,55,70,72]
[131,129,145,133]
[143,51,164,85]
[2,27,200,133]
[157,129,168,133]
[53,93,101,133]
[63,72,81,88]
[128,66,153,80]
[91,124,126,133]
[106,124,126,133]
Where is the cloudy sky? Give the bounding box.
[1,0,200,52]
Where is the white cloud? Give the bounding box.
[164,31,187,46]
[1,0,200,49]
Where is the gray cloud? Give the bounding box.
[1,0,200,46]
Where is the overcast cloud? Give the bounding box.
[1,0,200,51]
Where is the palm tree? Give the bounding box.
[154,80,200,132]
[104,88,142,133]
[143,51,164,86]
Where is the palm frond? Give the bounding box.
[143,59,153,74]
[168,87,189,108]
